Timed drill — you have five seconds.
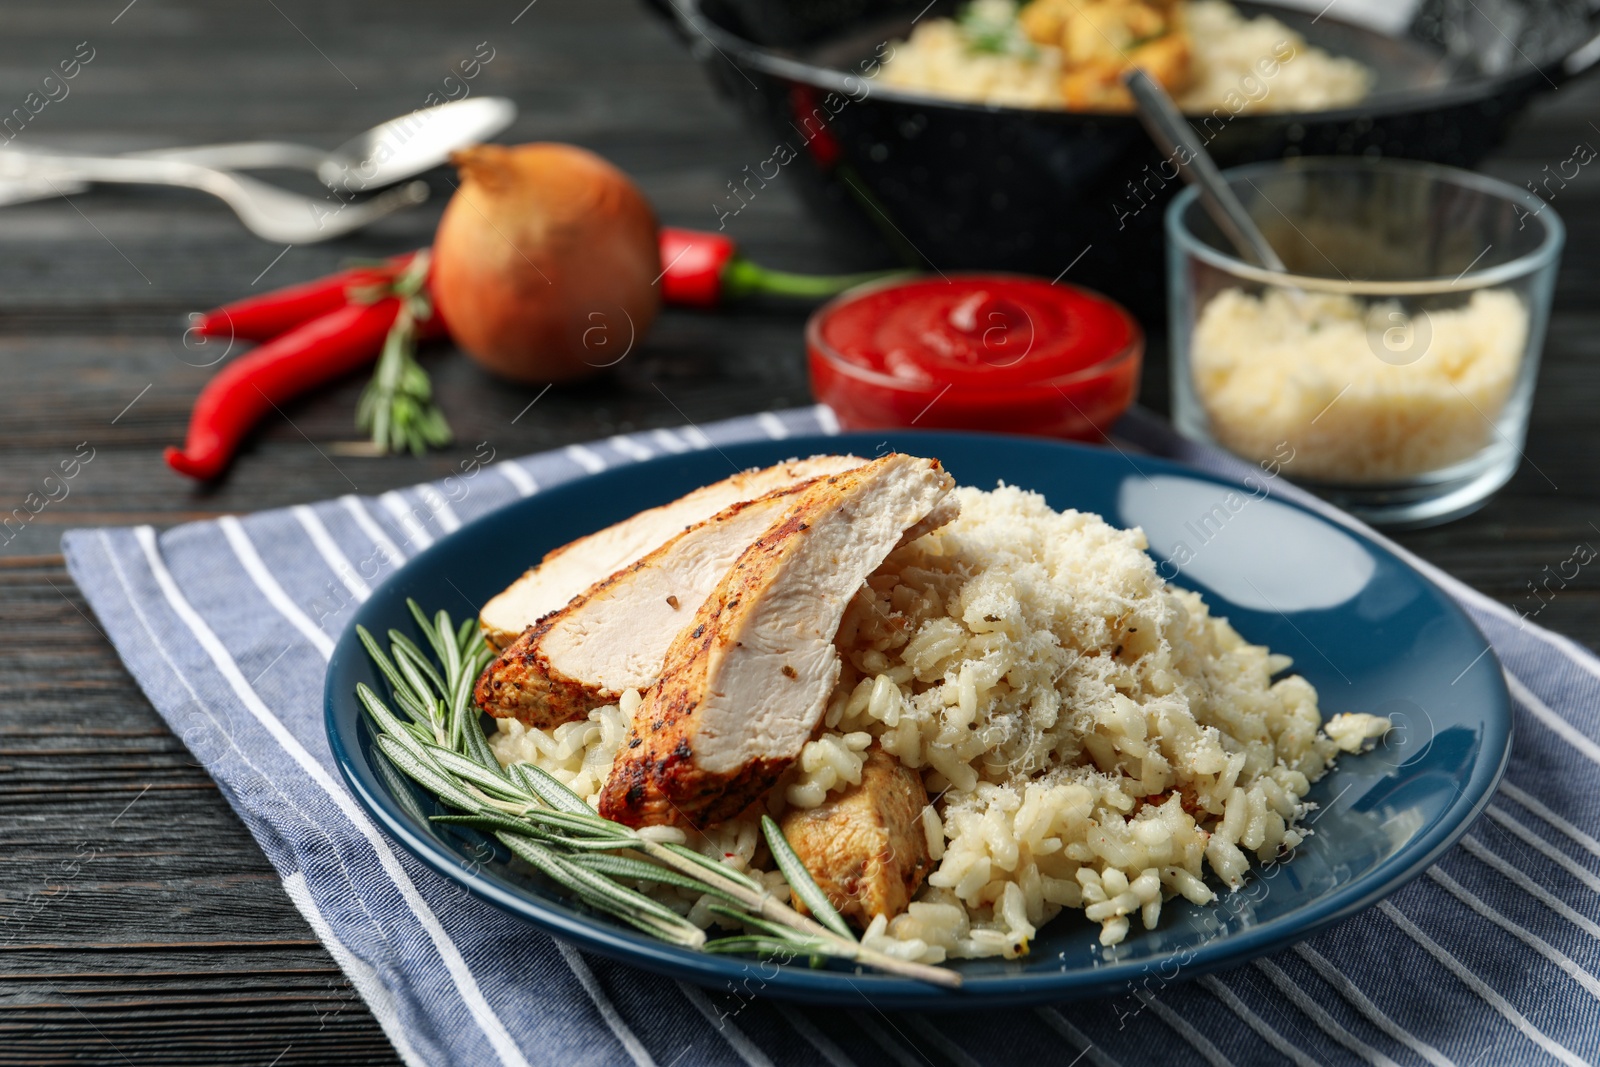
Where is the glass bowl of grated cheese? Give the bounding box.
[1166,157,1563,527]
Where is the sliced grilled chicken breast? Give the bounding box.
[901,492,961,546]
[780,746,932,924]
[478,454,866,649]
[476,486,810,727]
[598,453,956,828]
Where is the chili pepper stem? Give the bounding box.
[719,257,908,301]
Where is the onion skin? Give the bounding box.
[433,143,660,384]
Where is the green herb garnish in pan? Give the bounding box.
[355,599,960,988]
[957,0,1039,57]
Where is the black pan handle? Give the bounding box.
[1562,10,1600,77]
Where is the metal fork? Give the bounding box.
[0,150,428,243]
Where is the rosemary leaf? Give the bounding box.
[543,849,689,927]
[546,836,640,852]
[658,842,765,893]
[361,627,438,726]
[528,832,639,851]
[431,811,543,836]
[376,733,485,814]
[523,869,702,945]
[762,815,856,943]
[703,936,825,958]
[420,407,453,448]
[432,814,632,852]
[515,825,640,851]
[510,762,596,816]
[449,660,476,753]
[371,398,392,458]
[469,646,497,691]
[423,745,525,800]
[517,806,634,839]
[435,609,462,686]
[362,643,435,724]
[400,718,436,747]
[374,743,434,826]
[389,630,441,688]
[406,598,447,662]
[390,632,447,700]
[495,831,704,945]
[707,903,828,947]
[357,626,417,701]
[456,616,480,655]
[389,686,433,727]
[432,703,455,748]
[388,650,444,717]
[460,708,503,773]
[356,684,438,767]
[569,853,747,904]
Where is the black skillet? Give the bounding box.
[653,0,1599,319]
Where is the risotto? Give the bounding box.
[491,485,1388,959]
[878,0,1371,113]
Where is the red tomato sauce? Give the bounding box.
[807,275,1142,440]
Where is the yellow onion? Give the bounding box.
[433,143,660,383]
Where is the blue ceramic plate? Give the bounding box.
[326,431,1511,1008]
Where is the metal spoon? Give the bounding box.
[0,96,517,211]
[1121,69,1286,271]
[126,97,517,193]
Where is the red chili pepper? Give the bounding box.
[194,252,427,342]
[787,85,845,169]
[205,232,887,333]
[165,299,400,481]
[657,227,900,309]
[658,228,737,309]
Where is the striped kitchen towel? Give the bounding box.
[63,405,1600,1067]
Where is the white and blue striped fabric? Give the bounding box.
[62,405,1600,1067]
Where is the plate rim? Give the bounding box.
[325,429,1512,1007]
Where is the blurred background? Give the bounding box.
[0,0,1593,537]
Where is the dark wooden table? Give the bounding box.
[2,1,1595,1062]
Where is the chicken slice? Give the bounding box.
[475,484,812,728]
[780,746,933,925]
[478,454,866,649]
[477,460,964,729]
[598,453,956,828]
[902,492,961,546]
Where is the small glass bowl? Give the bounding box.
[1167,157,1563,528]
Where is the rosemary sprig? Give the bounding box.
[356,250,453,457]
[356,600,960,988]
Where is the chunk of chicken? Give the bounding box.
[780,746,933,925]
[1019,0,1193,111]
[598,453,956,828]
[1061,33,1192,110]
[475,485,813,728]
[478,455,866,649]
